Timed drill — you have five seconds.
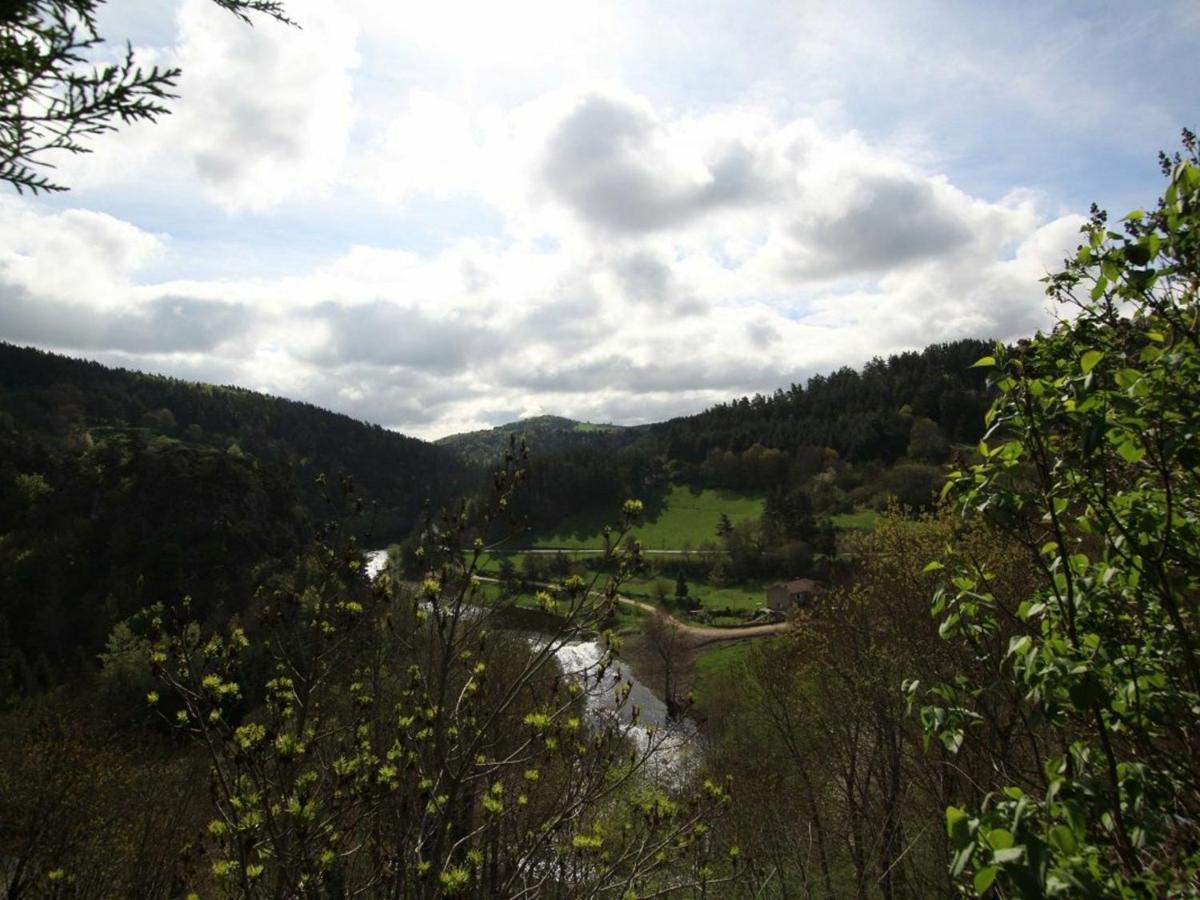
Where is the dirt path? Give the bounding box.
[506,548,728,555]
[472,576,789,646]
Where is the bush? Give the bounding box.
[921,132,1200,896]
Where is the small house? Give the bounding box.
[766,578,824,612]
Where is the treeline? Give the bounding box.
[499,441,665,538]
[659,338,992,470]
[657,340,991,520]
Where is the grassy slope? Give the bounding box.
[532,484,764,549]
[619,577,770,613]
[475,483,775,617]
[691,641,758,714]
[830,508,879,531]
[472,557,768,619]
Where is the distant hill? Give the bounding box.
[437,414,640,466]
[0,342,476,676]
[651,338,995,468]
[486,338,999,540]
[0,342,470,538]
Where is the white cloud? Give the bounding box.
[0,83,1089,440]
[48,0,359,212]
[537,92,778,235]
[10,0,1186,440]
[0,199,165,309]
[175,0,359,211]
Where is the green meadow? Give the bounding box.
[531,483,764,549]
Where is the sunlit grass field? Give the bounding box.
[531,483,764,549]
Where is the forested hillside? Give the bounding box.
[0,343,470,534]
[0,334,986,683]
[657,338,993,470]
[454,338,995,547]
[0,343,469,686]
[436,414,638,466]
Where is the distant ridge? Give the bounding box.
[0,342,470,538]
[436,415,635,465]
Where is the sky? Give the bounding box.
[1,0,1197,439]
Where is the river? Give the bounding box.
[364,549,699,781]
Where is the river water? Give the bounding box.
[365,549,699,781]
[552,639,699,782]
[365,549,390,580]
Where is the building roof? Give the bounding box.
[785,578,823,594]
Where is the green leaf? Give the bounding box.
[1047,824,1078,855]
[1006,635,1032,659]
[971,356,996,368]
[947,806,972,845]
[986,828,1014,850]
[950,843,975,877]
[923,560,945,573]
[1080,350,1103,374]
[941,729,964,754]
[1125,243,1151,266]
[974,865,999,894]
[1115,440,1145,464]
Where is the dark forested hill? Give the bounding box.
[634,338,996,521]
[0,337,994,681]
[0,343,470,684]
[654,338,994,469]
[0,343,470,536]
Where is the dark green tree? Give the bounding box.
[675,571,689,603]
[763,485,815,543]
[496,555,518,597]
[716,512,733,539]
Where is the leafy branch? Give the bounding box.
[0,0,293,194]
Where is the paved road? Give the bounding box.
[473,576,789,646]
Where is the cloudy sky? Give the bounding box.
[2,0,1197,438]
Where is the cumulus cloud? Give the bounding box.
[0,199,165,309]
[785,173,975,278]
[540,93,777,234]
[174,0,359,210]
[307,301,486,373]
[607,249,707,315]
[0,289,250,355]
[45,0,359,212]
[1,77,1094,440]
